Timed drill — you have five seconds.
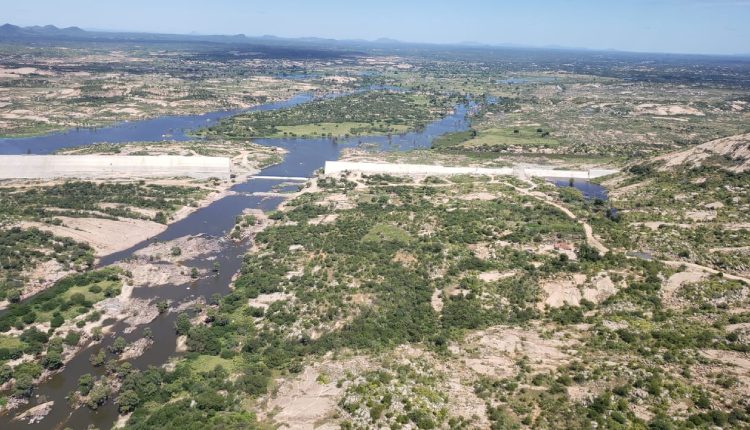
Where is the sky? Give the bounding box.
[4,0,750,55]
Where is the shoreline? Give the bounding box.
[0,146,287,310]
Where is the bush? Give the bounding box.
[78,373,94,395]
[63,331,81,346]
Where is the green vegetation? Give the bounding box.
[0,181,207,224]
[0,268,122,398]
[2,37,750,430]
[434,127,560,152]
[593,164,750,276]
[197,91,452,139]
[0,227,94,300]
[0,267,121,333]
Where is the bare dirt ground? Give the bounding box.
[663,261,750,285]
[656,132,750,173]
[133,234,221,263]
[115,260,192,287]
[18,217,165,257]
[247,292,294,310]
[454,325,576,378]
[661,269,708,308]
[479,270,517,282]
[258,356,372,429]
[540,274,587,309]
[17,259,74,301]
[634,104,705,117]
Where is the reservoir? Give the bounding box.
[0,92,471,429]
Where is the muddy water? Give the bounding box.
[546,178,609,201]
[0,95,471,429]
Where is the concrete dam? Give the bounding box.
[324,161,618,179]
[0,155,232,180]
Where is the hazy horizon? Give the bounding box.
[4,0,750,56]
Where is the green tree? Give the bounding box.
[42,350,63,370]
[0,365,12,384]
[78,373,94,395]
[85,383,110,409]
[110,336,128,355]
[14,372,34,397]
[156,300,169,314]
[89,349,106,367]
[175,313,191,336]
[116,389,140,413]
[50,313,65,328]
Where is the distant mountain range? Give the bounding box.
[0,23,262,44]
[0,23,612,57]
[0,23,589,51]
[0,23,87,37]
[1,23,748,58]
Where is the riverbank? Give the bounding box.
[0,92,473,429]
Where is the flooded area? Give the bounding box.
[0,88,611,429]
[0,93,472,429]
[546,178,609,201]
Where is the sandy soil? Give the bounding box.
[634,103,704,116]
[12,401,54,424]
[478,270,516,282]
[656,132,750,173]
[259,357,372,429]
[18,259,74,301]
[663,260,750,285]
[248,292,294,310]
[661,269,708,308]
[18,217,165,257]
[115,260,192,287]
[307,213,339,225]
[540,273,587,309]
[458,191,498,201]
[455,325,574,378]
[133,234,221,263]
[317,193,355,210]
[431,289,444,312]
[392,250,417,266]
[700,349,750,372]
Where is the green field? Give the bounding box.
[188,354,238,373]
[362,223,412,244]
[463,127,560,148]
[272,122,411,138]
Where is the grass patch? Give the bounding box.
[463,127,560,148]
[188,355,237,373]
[362,223,412,244]
[0,334,24,350]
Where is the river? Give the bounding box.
[0,89,609,428]
[0,92,472,429]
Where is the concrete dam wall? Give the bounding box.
[324,161,617,179]
[0,155,231,180]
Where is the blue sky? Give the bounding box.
[4,0,750,55]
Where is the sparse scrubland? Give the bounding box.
[1,36,750,430]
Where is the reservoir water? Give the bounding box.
[0,93,471,429]
[0,90,608,428]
